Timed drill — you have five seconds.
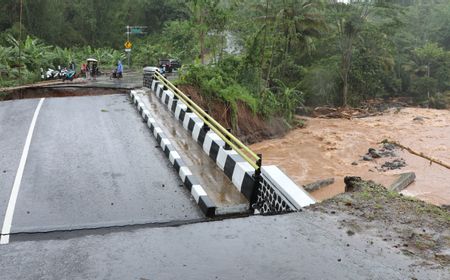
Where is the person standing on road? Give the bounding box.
[117,60,123,79]
[91,63,97,80]
[85,63,90,80]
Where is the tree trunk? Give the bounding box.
[259,0,270,93]
[340,36,354,107]
[342,75,348,107]
[199,9,205,65]
[200,30,205,64]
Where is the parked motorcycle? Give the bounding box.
[61,68,77,81]
[41,66,62,80]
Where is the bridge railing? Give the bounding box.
[153,71,262,173]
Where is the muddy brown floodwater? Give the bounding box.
[251,108,450,206]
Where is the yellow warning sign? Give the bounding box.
[124,41,132,49]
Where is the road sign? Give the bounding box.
[125,48,131,52]
[131,27,142,34]
[124,41,132,49]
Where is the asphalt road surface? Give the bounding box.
[1,211,448,280]
[0,95,203,239]
[1,92,448,279]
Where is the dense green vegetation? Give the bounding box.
[1,0,450,117]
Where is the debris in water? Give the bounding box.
[303,178,335,192]
[381,159,406,171]
[389,172,416,192]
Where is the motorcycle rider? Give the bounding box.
[116,60,123,78]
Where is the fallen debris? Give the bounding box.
[312,106,381,119]
[381,158,407,171]
[382,139,450,170]
[303,178,335,192]
[389,172,416,192]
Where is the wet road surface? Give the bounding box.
[0,211,447,280]
[0,95,203,236]
[2,85,447,279]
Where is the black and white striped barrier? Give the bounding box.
[129,90,216,217]
[145,77,315,214]
[150,80,258,203]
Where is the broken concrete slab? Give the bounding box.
[389,172,416,192]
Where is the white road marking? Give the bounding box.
[1,98,45,245]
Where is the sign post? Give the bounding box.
[124,25,147,68]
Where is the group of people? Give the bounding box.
[81,63,98,80]
[77,60,123,80]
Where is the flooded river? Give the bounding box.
[251,108,450,206]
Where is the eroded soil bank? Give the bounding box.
[309,180,450,269]
[178,84,289,143]
[251,107,450,206]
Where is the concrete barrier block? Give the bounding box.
[160,138,171,151]
[154,127,163,139]
[261,166,315,209]
[191,185,207,203]
[183,113,195,131]
[151,80,157,91]
[224,154,245,179]
[203,132,225,155]
[142,109,150,120]
[175,103,187,121]
[199,196,216,217]
[163,90,174,106]
[217,147,238,171]
[231,162,255,192]
[169,151,181,165]
[173,158,185,173]
[192,121,205,141]
[156,85,164,98]
[179,166,192,182]
[184,175,199,192]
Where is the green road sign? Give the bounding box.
[131,28,142,34]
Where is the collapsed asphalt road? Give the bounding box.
[0,95,203,241]
[0,91,448,279]
[1,212,448,280]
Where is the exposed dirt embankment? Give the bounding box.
[178,84,288,144]
[309,180,450,268]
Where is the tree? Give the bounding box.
[185,0,220,64]
[405,42,448,102]
[330,1,370,107]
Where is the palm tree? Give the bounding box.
[265,0,326,86]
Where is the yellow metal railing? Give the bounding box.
[153,71,261,171]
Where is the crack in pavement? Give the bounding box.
[3,212,252,243]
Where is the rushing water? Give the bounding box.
[251,108,450,206]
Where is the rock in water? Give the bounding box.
[363,155,373,161]
[344,176,363,192]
